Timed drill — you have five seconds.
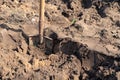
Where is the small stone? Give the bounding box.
[29,37,33,45]
[82,73,88,80]
[48,54,59,61]
[116,72,120,80]
[103,69,110,76]
[114,61,118,66]
[33,58,39,70]
[99,66,104,71]
[73,75,79,80]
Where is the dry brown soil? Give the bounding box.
[0,0,120,80]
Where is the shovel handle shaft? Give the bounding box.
[39,0,45,44]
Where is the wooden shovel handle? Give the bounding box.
[39,0,45,44]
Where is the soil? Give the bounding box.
[0,0,120,80]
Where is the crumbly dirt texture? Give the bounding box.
[0,0,120,80]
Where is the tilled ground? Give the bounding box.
[0,0,120,80]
